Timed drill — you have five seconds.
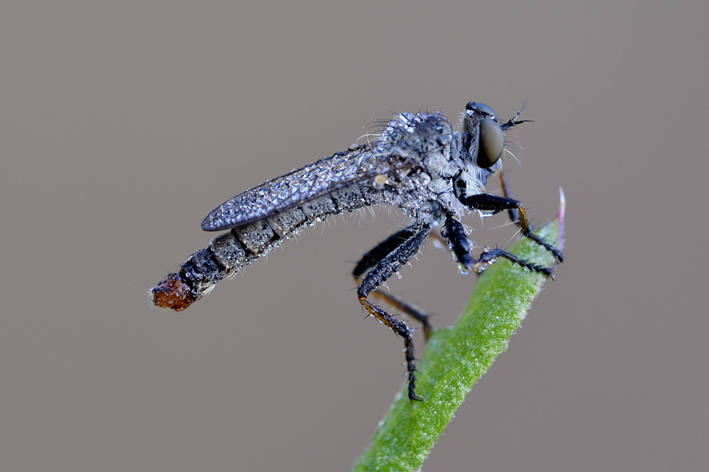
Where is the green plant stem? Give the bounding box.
[352,211,563,472]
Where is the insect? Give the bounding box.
[151,101,564,400]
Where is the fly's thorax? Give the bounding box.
[423,158,460,215]
[422,146,458,180]
[378,112,454,160]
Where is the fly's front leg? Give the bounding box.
[498,170,519,225]
[497,169,563,264]
[461,192,564,263]
[355,222,432,401]
[442,216,555,277]
[353,226,433,339]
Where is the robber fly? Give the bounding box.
[151,101,563,400]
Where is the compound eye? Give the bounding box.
[477,118,505,168]
[466,102,497,120]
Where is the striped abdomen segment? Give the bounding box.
[152,184,381,311]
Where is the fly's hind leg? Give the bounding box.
[353,226,433,339]
[354,222,432,400]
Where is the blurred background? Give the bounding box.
[2,1,707,470]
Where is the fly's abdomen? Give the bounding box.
[152,184,381,310]
[151,234,249,311]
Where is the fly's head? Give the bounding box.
[450,102,505,207]
[462,102,506,171]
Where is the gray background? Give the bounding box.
[2,1,707,470]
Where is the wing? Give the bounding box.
[201,143,401,231]
[201,111,454,231]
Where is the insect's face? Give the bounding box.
[463,102,505,170]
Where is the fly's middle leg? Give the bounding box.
[442,217,556,276]
[354,222,432,401]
